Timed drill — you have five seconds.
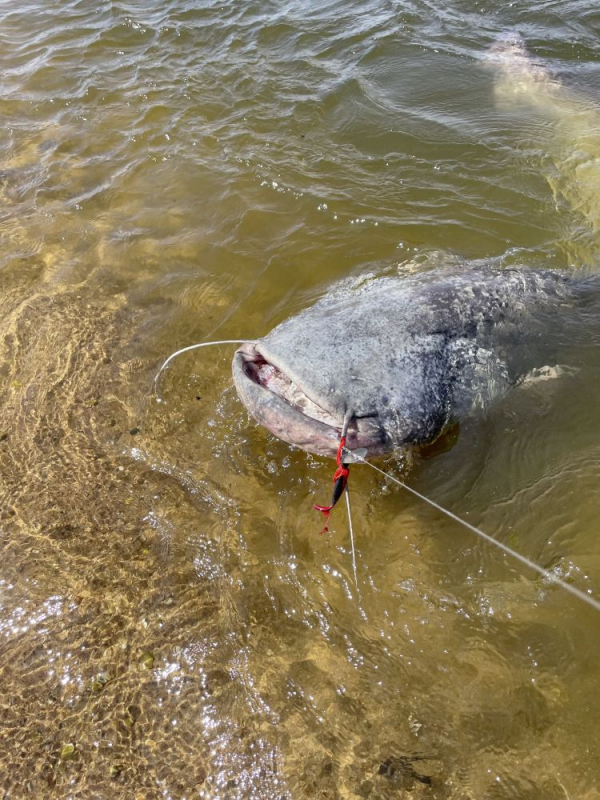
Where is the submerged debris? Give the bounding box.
[140,651,155,670]
[90,672,109,692]
[110,764,125,780]
[60,743,76,761]
[377,755,437,787]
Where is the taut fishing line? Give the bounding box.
[346,447,600,614]
[152,341,600,614]
[345,486,360,597]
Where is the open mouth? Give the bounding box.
[240,348,340,429]
[232,342,386,459]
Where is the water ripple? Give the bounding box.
[1,0,600,797]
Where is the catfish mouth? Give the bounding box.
[232,342,387,459]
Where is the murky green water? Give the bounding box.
[1,1,600,797]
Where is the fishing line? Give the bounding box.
[345,485,360,597]
[346,448,600,614]
[151,342,598,613]
[153,339,253,396]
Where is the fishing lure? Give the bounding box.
[313,436,350,533]
[152,339,600,614]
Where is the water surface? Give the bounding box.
[1,1,600,797]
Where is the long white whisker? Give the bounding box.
[153,339,254,397]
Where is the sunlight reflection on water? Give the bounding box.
[0,0,600,797]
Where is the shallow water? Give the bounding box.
[1,1,600,797]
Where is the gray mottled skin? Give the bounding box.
[233,268,580,459]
